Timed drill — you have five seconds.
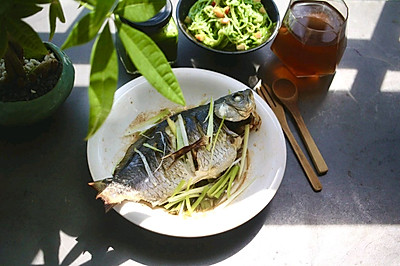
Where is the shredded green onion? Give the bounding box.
[227,164,239,197]
[171,180,187,198]
[125,109,171,136]
[177,114,196,172]
[191,185,211,211]
[163,113,252,216]
[207,166,232,197]
[239,124,250,178]
[211,116,225,158]
[205,98,214,150]
[175,116,184,150]
[143,143,163,153]
[134,148,156,185]
[209,164,239,198]
[167,117,177,136]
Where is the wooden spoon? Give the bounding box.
[272,79,328,175]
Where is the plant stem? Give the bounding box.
[4,41,26,87]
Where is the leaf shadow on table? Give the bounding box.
[1,1,400,265]
[0,86,274,266]
[60,201,273,266]
[0,86,94,265]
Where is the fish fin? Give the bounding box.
[104,203,117,213]
[88,178,112,193]
[89,179,122,212]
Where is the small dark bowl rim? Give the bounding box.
[176,0,281,55]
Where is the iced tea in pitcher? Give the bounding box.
[271,0,348,77]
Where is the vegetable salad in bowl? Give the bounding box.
[177,0,280,53]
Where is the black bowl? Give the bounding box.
[176,0,280,55]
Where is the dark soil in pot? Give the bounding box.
[0,54,62,102]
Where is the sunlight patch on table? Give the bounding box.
[31,249,45,265]
[30,231,92,265]
[120,261,145,266]
[329,68,357,92]
[221,224,400,266]
[74,64,91,87]
[346,1,385,40]
[381,70,400,92]
[59,230,92,265]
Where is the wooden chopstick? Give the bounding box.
[256,83,322,192]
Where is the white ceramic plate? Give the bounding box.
[87,68,286,237]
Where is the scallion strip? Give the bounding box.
[125,109,171,136]
[166,186,205,203]
[205,98,214,150]
[227,164,240,197]
[143,143,163,153]
[167,117,177,136]
[175,118,184,150]
[170,180,186,198]
[191,185,210,211]
[211,117,225,157]
[185,196,193,215]
[208,166,236,198]
[177,114,196,172]
[238,124,250,178]
[134,148,156,185]
[207,169,230,197]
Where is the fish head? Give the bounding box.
[214,89,255,122]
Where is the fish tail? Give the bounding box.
[89,178,142,212]
[88,179,118,212]
[104,203,117,213]
[88,179,112,193]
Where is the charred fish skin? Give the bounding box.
[90,89,258,208]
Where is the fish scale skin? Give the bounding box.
[92,90,256,207]
[104,131,239,206]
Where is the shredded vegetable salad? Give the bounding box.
[185,0,276,51]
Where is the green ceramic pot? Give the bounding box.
[0,42,75,126]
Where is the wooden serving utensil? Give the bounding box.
[256,83,322,192]
[272,79,328,175]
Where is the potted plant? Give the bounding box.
[61,0,185,139]
[0,0,75,126]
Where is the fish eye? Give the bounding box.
[234,95,241,102]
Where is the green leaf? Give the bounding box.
[0,23,8,59]
[27,0,52,4]
[86,22,118,139]
[8,0,51,5]
[79,0,97,7]
[9,2,43,19]
[62,0,114,50]
[0,1,13,16]
[49,0,66,40]
[4,17,47,58]
[115,0,165,22]
[118,22,185,106]
[93,0,115,25]
[61,12,103,50]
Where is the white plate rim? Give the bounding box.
[87,67,286,237]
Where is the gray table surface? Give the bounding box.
[1,0,400,265]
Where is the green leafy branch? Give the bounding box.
[61,0,186,139]
[0,0,65,87]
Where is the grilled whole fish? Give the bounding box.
[89,89,260,210]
